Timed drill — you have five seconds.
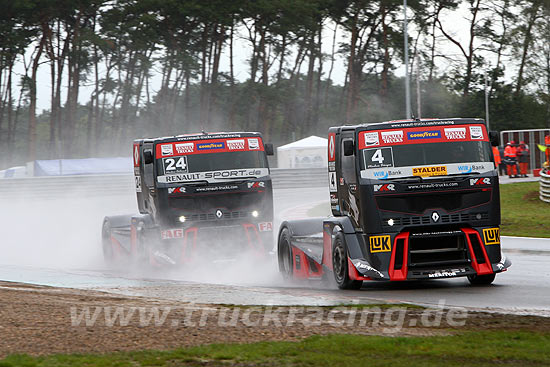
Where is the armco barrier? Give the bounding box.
[0,168,328,200]
[540,169,550,203]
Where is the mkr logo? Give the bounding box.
[369,235,391,253]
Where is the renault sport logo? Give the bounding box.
[369,235,391,253]
[407,130,441,140]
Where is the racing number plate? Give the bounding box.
[163,156,188,174]
[364,147,394,169]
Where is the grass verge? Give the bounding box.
[307,181,550,238]
[2,331,549,367]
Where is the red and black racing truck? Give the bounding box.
[277,118,511,289]
[102,132,274,266]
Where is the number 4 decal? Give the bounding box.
[371,149,384,164]
[329,172,337,192]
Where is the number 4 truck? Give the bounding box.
[277,118,511,289]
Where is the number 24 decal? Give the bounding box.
[164,157,187,171]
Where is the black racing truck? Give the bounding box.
[277,118,511,289]
[102,132,274,266]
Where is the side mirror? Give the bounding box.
[343,140,354,156]
[264,143,274,156]
[143,149,154,164]
[489,131,500,147]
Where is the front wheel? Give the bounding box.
[467,273,496,285]
[332,233,363,290]
[278,227,293,280]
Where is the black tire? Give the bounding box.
[332,233,363,290]
[101,220,115,265]
[278,227,294,279]
[467,273,496,285]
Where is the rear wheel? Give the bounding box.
[467,273,496,285]
[332,233,363,290]
[278,228,293,279]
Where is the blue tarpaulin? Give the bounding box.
[33,157,133,176]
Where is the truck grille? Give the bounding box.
[376,190,491,214]
[188,211,250,222]
[408,231,469,268]
[382,212,489,229]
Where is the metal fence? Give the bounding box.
[540,170,550,203]
[0,168,328,200]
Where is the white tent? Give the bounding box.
[277,135,328,169]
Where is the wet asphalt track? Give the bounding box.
[1,186,550,315]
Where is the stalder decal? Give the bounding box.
[483,228,500,245]
[412,165,447,177]
[369,235,391,253]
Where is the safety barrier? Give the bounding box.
[0,168,328,200]
[540,169,550,203]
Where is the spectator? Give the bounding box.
[498,145,506,175]
[492,146,501,175]
[504,141,518,178]
[516,141,530,177]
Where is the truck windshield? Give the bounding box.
[184,151,268,173]
[361,141,492,169]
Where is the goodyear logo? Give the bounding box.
[412,166,447,177]
[197,142,225,150]
[370,235,391,253]
[407,130,441,140]
[483,228,500,245]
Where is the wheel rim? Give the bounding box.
[333,242,346,283]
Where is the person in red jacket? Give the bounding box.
[504,141,518,178]
[492,146,501,174]
[516,141,530,177]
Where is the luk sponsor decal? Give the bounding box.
[197,142,225,150]
[412,165,447,177]
[470,178,491,186]
[161,144,173,156]
[248,138,260,150]
[330,193,338,204]
[483,228,500,245]
[161,229,184,240]
[175,142,194,154]
[407,130,441,140]
[247,181,265,189]
[364,132,379,146]
[381,130,404,144]
[227,139,245,150]
[374,183,395,192]
[328,133,336,161]
[470,126,484,139]
[444,127,466,140]
[369,235,391,253]
[258,222,273,232]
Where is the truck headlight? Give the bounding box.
[178,215,186,223]
[387,219,394,226]
[251,210,259,218]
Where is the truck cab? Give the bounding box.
[278,118,511,288]
[103,132,274,266]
